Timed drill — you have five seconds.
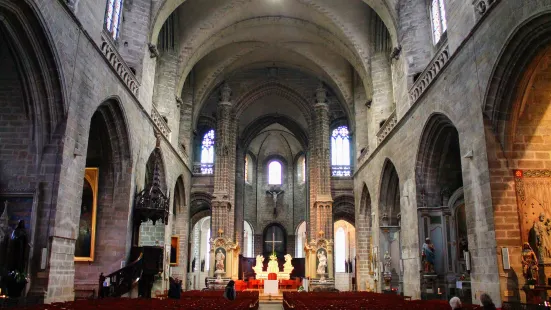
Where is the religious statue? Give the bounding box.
[215,249,225,271]
[8,220,27,272]
[253,255,264,275]
[384,251,391,271]
[317,251,327,275]
[521,242,539,283]
[421,237,435,273]
[267,253,279,274]
[284,254,294,274]
[532,213,551,262]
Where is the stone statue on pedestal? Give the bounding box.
[421,237,435,273]
[215,249,225,271]
[283,254,294,274]
[533,213,551,262]
[317,251,327,274]
[521,242,538,283]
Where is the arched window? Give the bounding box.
[268,161,282,185]
[245,154,253,184]
[105,0,124,40]
[335,227,346,272]
[431,0,447,44]
[297,155,306,184]
[331,126,351,176]
[244,221,254,257]
[295,222,306,258]
[200,130,215,174]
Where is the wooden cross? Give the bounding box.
[265,231,282,255]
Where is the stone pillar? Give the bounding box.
[234,145,245,250]
[370,52,395,149]
[309,83,334,280]
[211,83,236,241]
[178,85,193,154]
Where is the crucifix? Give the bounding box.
[265,231,282,256]
[266,189,283,217]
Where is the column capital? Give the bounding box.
[219,82,232,104]
[315,82,327,104]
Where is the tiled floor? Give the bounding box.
[258,303,283,310]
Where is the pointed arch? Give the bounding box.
[74,98,133,290]
[145,147,167,192]
[484,13,551,153]
[356,184,372,290]
[379,159,400,226]
[415,113,463,208]
[0,0,66,163]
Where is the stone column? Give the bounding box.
[310,83,334,280]
[211,83,236,240]
[178,85,193,154]
[313,84,333,237]
[370,52,395,149]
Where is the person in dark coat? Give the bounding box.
[223,280,236,301]
[480,293,497,310]
[168,277,181,299]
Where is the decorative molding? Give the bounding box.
[513,170,551,202]
[473,0,499,19]
[151,107,171,139]
[409,42,450,103]
[376,110,397,144]
[100,30,140,96]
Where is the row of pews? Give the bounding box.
[283,292,483,310]
[15,291,259,310]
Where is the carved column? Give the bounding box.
[212,83,236,240]
[314,84,333,237]
[307,83,334,280]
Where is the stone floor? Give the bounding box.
[259,303,283,310]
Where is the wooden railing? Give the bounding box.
[103,254,143,297]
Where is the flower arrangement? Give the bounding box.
[8,271,28,284]
[297,286,304,292]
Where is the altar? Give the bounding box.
[253,253,294,280]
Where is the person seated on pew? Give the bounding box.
[168,277,181,299]
[480,293,496,310]
[449,296,462,310]
[223,280,236,301]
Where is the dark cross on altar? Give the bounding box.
[265,231,282,256]
[266,189,283,217]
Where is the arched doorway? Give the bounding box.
[378,160,402,292]
[263,223,287,258]
[415,113,466,300]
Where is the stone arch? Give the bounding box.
[262,222,287,258]
[415,113,463,209]
[379,159,400,226]
[172,175,186,217]
[74,98,133,292]
[240,114,309,151]
[234,81,313,123]
[483,13,551,153]
[0,0,66,187]
[190,192,213,220]
[333,195,355,225]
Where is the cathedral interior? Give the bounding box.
[0,0,551,308]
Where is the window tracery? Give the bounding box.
[105,0,123,40]
[431,0,447,44]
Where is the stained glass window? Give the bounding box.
[331,126,351,176]
[268,161,282,185]
[201,130,215,164]
[105,0,124,40]
[431,0,447,44]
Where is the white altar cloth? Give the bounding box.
[264,280,279,295]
